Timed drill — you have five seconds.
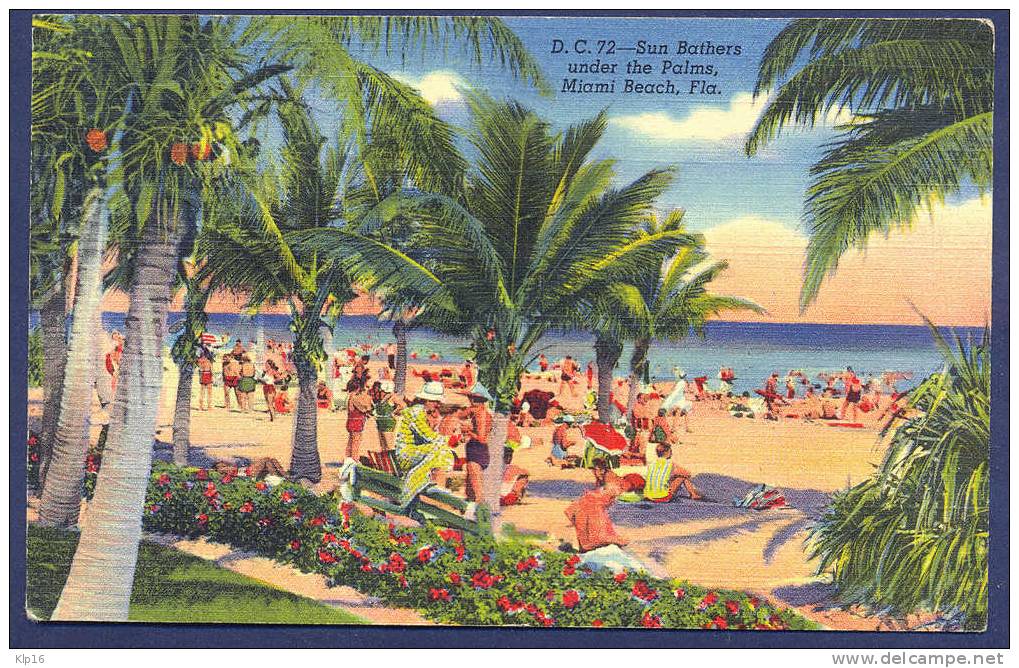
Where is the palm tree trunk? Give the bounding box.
[482,411,509,536]
[37,281,67,487]
[51,218,178,621]
[37,188,107,526]
[171,360,194,466]
[594,336,622,423]
[393,319,408,396]
[625,337,651,420]
[289,328,322,482]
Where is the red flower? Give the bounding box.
[280,490,294,503]
[712,616,728,630]
[290,509,303,520]
[322,532,338,545]
[257,517,272,527]
[317,550,337,564]
[437,528,462,543]
[202,482,218,499]
[30,453,40,463]
[289,540,301,551]
[725,600,740,615]
[562,590,580,609]
[631,580,659,603]
[699,591,719,610]
[221,473,235,484]
[429,588,451,602]
[641,613,662,628]
[562,565,576,576]
[470,569,501,590]
[417,547,433,563]
[170,142,189,166]
[196,469,208,480]
[481,553,491,563]
[196,513,208,525]
[454,544,465,561]
[749,597,760,609]
[238,501,254,513]
[673,588,686,600]
[157,473,171,486]
[149,504,161,513]
[360,563,373,572]
[387,553,407,574]
[566,554,581,567]
[614,571,628,583]
[28,435,38,446]
[163,491,173,500]
[255,481,267,491]
[309,515,326,526]
[592,619,604,628]
[85,128,107,152]
[244,466,253,477]
[448,572,462,585]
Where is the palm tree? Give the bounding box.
[33,16,130,521]
[43,14,546,621]
[49,14,276,621]
[199,95,358,483]
[609,211,764,418]
[302,94,689,529]
[745,19,993,306]
[168,253,213,466]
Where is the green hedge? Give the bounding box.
[141,462,817,629]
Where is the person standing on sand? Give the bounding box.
[462,384,494,503]
[539,353,549,373]
[344,379,373,462]
[196,352,214,411]
[661,368,693,433]
[237,354,257,413]
[558,355,579,398]
[385,341,397,370]
[261,359,282,421]
[586,361,594,390]
[222,352,241,410]
[841,369,864,421]
[370,380,401,452]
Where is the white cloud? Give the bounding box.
[391,70,467,107]
[610,92,854,144]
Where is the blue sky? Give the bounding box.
[333,17,844,234]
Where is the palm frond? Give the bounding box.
[800,110,992,307]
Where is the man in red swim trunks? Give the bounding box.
[197,353,213,411]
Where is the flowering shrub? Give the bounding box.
[141,462,817,630]
[27,433,40,488]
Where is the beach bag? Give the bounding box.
[734,484,787,510]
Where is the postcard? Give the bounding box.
[22,12,998,636]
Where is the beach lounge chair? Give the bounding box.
[347,462,492,536]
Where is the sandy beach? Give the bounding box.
[28,354,901,630]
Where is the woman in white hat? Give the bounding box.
[393,380,456,507]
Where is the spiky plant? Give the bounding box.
[809,321,989,629]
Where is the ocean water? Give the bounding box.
[54,312,980,395]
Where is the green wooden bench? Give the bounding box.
[349,463,492,537]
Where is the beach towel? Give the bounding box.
[733,484,787,510]
[576,544,648,575]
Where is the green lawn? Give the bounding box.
[26,525,366,624]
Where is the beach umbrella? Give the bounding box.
[581,421,628,454]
